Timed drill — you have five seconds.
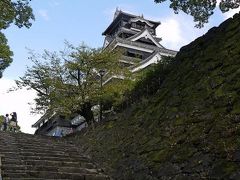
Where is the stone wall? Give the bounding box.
[70,13,240,179]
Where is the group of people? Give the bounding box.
[2,112,18,132]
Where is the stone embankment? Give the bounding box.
[67,13,240,179]
[0,131,110,180]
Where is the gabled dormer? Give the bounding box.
[128,29,164,48]
[129,16,158,35]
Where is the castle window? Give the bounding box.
[127,51,143,59]
[122,20,127,26]
[132,22,136,28]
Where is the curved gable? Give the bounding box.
[130,17,154,27]
[128,29,164,48]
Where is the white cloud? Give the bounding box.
[156,14,210,51]
[222,8,240,19]
[103,7,212,51]
[156,17,187,50]
[0,78,41,134]
[38,9,50,21]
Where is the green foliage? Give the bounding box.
[70,13,240,179]
[119,56,175,110]
[17,43,131,124]
[103,77,134,109]
[0,0,34,30]
[0,0,34,78]
[0,115,4,125]
[154,0,240,28]
[0,32,13,78]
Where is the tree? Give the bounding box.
[16,43,131,125]
[0,33,13,78]
[0,0,34,78]
[154,0,240,27]
[0,115,4,126]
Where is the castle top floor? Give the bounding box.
[102,9,161,37]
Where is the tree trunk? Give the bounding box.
[79,102,94,128]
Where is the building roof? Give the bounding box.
[103,75,125,86]
[106,36,177,56]
[129,17,155,27]
[127,28,164,48]
[103,49,177,84]
[115,27,138,36]
[131,51,160,72]
[32,111,56,128]
[102,10,161,36]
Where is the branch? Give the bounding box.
[35,71,49,95]
[31,85,48,96]
[68,70,78,82]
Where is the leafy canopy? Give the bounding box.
[0,0,34,78]
[16,43,132,124]
[154,0,240,27]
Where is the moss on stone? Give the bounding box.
[69,13,240,179]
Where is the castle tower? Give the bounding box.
[102,9,177,83]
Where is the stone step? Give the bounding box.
[0,143,79,151]
[19,151,77,156]
[0,148,80,155]
[3,171,109,180]
[0,132,110,179]
[2,164,100,173]
[3,167,100,174]
[5,178,72,180]
[0,137,72,143]
[19,155,92,162]
[1,158,96,169]
[0,151,90,161]
[8,133,56,139]
[3,158,90,167]
[0,135,68,143]
[0,142,78,150]
[1,158,24,165]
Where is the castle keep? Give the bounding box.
[102,9,177,84]
[32,9,177,136]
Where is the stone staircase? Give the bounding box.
[0,132,110,180]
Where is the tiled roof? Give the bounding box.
[107,37,177,56]
[102,10,160,35]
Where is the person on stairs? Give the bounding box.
[9,112,17,132]
[3,114,10,131]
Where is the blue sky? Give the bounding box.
[0,0,239,133]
